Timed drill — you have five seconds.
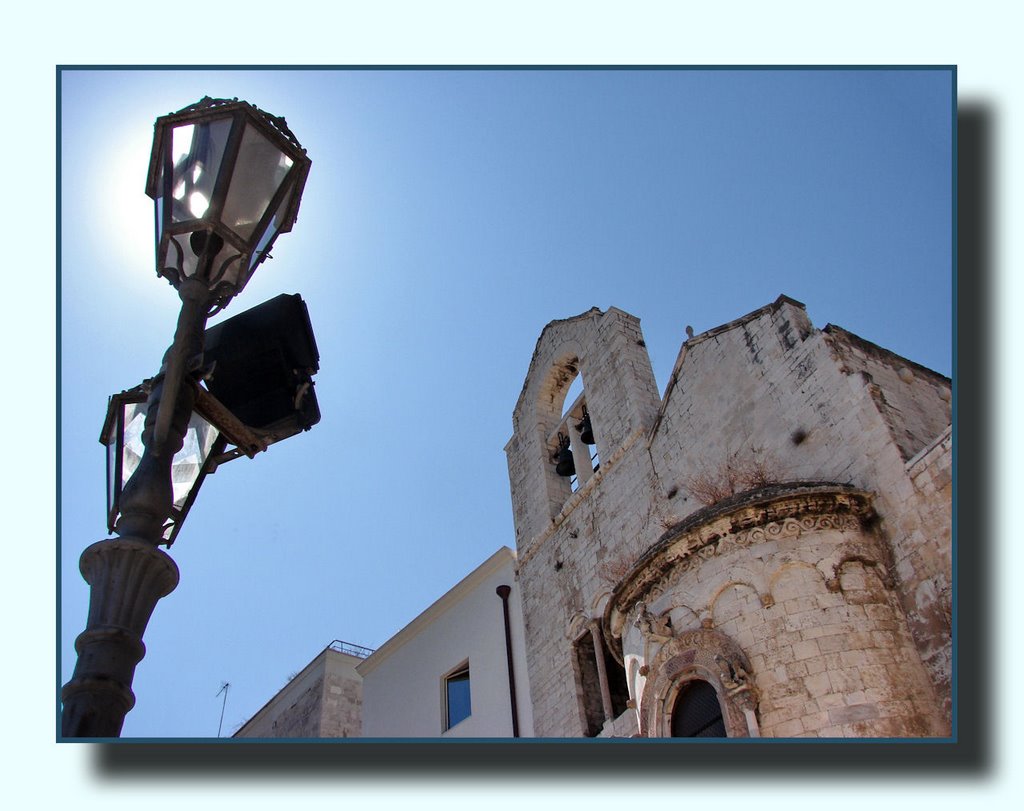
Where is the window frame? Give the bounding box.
[443,661,472,732]
[669,678,728,738]
[572,626,630,737]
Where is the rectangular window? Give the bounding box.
[573,628,630,737]
[574,633,605,737]
[444,663,472,730]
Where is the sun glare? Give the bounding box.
[172,124,195,164]
[86,124,165,302]
[189,191,210,217]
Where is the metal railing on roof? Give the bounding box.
[328,639,375,659]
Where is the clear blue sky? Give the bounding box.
[59,67,952,738]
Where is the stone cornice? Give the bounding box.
[603,482,875,647]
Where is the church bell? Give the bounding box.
[554,432,575,477]
[576,406,595,445]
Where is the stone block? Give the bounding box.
[792,639,821,661]
[828,703,879,725]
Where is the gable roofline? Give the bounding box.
[647,294,808,446]
[685,294,807,348]
[356,546,517,676]
[822,323,951,383]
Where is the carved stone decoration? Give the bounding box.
[565,608,590,641]
[603,482,876,649]
[713,654,758,714]
[815,540,895,590]
[634,601,673,643]
[638,628,757,738]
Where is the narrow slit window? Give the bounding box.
[573,628,629,737]
[574,633,604,737]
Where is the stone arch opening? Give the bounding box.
[537,353,600,501]
[536,351,583,424]
[639,629,758,738]
[669,678,727,738]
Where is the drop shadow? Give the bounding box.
[75,99,993,785]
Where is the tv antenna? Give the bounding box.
[216,681,231,737]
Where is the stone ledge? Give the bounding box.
[516,426,647,569]
[604,482,876,646]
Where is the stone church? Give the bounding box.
[237,295,952,739]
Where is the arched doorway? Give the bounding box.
[670,679,727,738]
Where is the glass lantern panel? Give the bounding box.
[170,411,220,511]
[221,122,294,240]
[248,183,295,272]
[169,118,233,225]
[120,402,147,491]
[153,195,165,263]
[114,403,219,514]
[106,418,119,523]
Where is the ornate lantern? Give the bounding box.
[145,97,312,312]
[101,383,224,546]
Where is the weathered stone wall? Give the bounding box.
[823,325,952,462]
[508,308,665,736]
[319,651,364,737]
[600,708,639,738]
[506,297,952,738]
[611,485,943,738]
[234,663,326,738]
[516,435,669,737]
[234,648,364,738]
[898,428,954,720]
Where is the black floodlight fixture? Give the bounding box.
[203,293,321,449]
[145,97,312,312]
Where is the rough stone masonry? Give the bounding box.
[505,296,951,738]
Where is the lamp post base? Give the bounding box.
[61,538,179,738]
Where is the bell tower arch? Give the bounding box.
[505,307,661,554]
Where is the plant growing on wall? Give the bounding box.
[682,447,782,507]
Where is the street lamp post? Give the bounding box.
[61,97,311,738]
